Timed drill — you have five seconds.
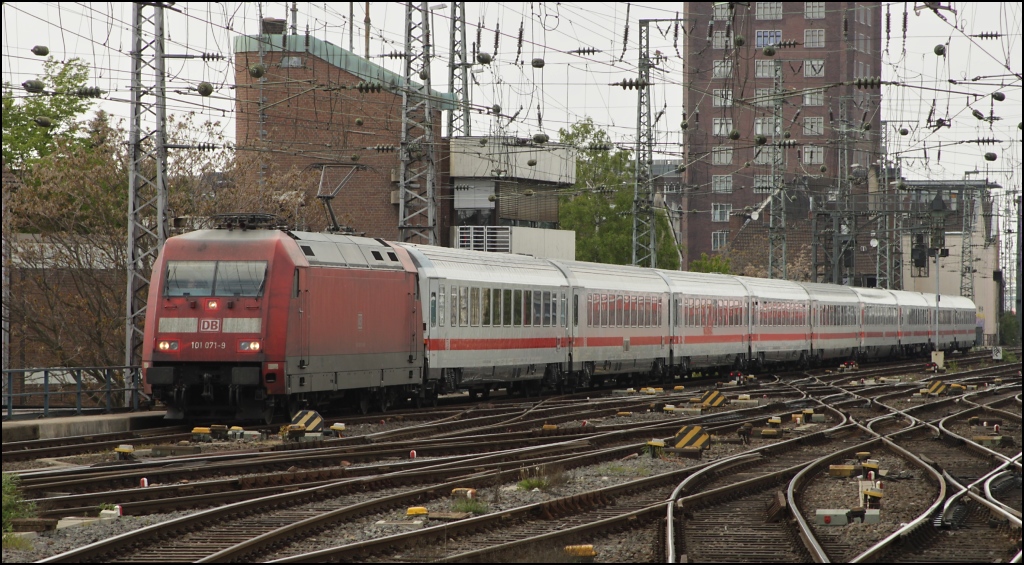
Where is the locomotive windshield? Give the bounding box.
[165,261,267,297]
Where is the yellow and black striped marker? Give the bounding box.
[671,425,710,450]
[701,390,727,407]
[928,380,947,395]
[290,410,324,433]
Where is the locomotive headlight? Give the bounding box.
[157,340,179,352]
[239,340,262,352]
[206,300,219,311]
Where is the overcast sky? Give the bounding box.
[2,1,1020,193]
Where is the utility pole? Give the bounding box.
[125,2,169,379]
[398,2,438,245]
[446,2,471,138]
[1017,192,1022,341]
[364,2,371,59]
[632,19,656,268]
[767,59,786,280]
[349,2,355,52]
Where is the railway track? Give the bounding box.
[27,398,806,519]
[2,427,192,463]
[878,499,1020,563]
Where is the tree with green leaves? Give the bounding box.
[688,253,732,275]
[2,57,93,167]
[999,312,1020,347]
[558,118,680,269]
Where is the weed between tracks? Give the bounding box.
[451,498,491,515]
[516,465,569,492]
[2,474,36,550]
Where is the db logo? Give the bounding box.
[200,319,221,333]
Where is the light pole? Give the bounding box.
[929,191,950,352]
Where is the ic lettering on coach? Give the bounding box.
[200,319,221,333]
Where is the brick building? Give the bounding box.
[234,25,455,244]
[682,2,883,281]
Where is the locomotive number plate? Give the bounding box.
[191,341,227,350]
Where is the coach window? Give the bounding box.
[502,290,511,326]
[458,287,469,327]
[513,290,523,326]
[573,295,579,327]
[523,291,533,327]
[438,286,445,327]
[533,291,543,327]
[561,293,567,328]
[542,292,552,326]
[470,288,481,327]
[450,287,458,327]
[482,289,492,326]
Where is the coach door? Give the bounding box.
[407,273,420,364]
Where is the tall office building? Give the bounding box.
[681,2,882,282]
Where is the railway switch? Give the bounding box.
[210,425,229,441]
[565,545,597,563]
[816,510,850,526]
[114,444,135,461]
[191,428,213,443]
[451,488,477,499]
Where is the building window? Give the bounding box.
[711,146,733,165]
[713,3,731,20]
[803,145,824,165]
[712,175,733,194]
[805,2,825,19]
[712,30,733,49]
[754,117,782,136]
[712,231,729,250]
[712,203,733,223]
[713,60,734,78]
[803,117,824,136]
[756,2,783,20]
[756,30,782,47]
[754,88,776,107]
[804,29,825,48]
[713,89,733,107]
[754,146,783,165]
[754,174,781,193]
[713,118,734,137]
[804,59,825,77]
[755,60,776,78]
[803,88,824,106]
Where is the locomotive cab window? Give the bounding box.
[166,261,267,298]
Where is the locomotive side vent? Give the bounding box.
[301,245,315,257]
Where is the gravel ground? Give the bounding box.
[1,511,193,563]
[593,523,661,563]
[2,460,59,473]
[800,450,937,562]
[248,450,694,561]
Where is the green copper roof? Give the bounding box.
[235,34,456,111]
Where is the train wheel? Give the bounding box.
[358,393,371,415]
[798,352,809,370]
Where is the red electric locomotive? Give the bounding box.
[142,222,426,421]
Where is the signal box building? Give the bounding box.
[234,21,456,244]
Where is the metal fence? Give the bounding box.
[2,366,142,419]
